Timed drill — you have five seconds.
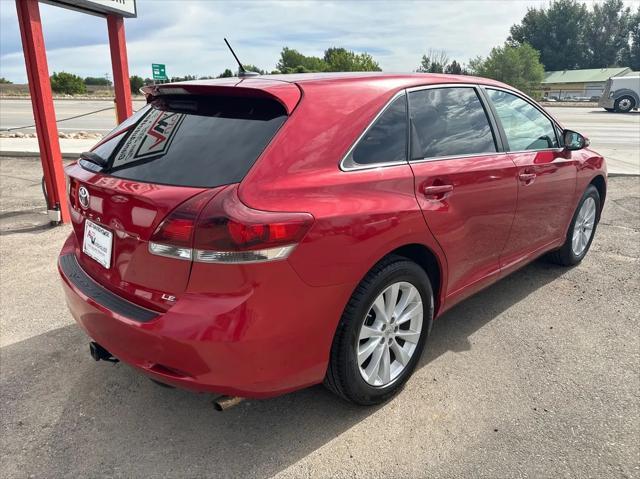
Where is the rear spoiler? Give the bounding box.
[141,78,302,115]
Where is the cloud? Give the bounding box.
[0,0,558,82]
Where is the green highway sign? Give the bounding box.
[152,63,167,81]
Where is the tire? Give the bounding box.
[324,256,434,405]
[614,95,635,113]
[548,185,600,266]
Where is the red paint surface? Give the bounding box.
[59,73,607,397]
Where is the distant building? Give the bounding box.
[541,67,631,100]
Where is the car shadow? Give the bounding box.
[0,207,52,236]
[1,261,566,478]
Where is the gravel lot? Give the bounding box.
[1,157,638,478]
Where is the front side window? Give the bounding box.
[408,87,496,160]
[345,94,407,167]
[487,89,559,151]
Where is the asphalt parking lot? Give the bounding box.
[1,157,639,478]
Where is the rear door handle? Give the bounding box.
[518,172,536,183]
[422,184,454,198]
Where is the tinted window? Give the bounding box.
[91,95,287,188]
[409,87,496,160]
[346,95,407,166]
[487,89,558,151]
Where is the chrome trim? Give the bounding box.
[508,148,565,155]
[411,151,508,165]
[194,245,296,264]
[405,82,480,93]
[339,82,565,172]
[339,90,408,172]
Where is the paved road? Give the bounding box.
[1,99,638,174]
[548,107,640,175]
[1,156,638,478]
[0,98,147,134]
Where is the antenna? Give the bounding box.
[224,38,259,78]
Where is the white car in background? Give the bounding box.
[599,75,640,113]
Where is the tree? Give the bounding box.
[509,0,589,70]
[584,0,631,67]
[323,47,381,72]
[276,47,327,73]
[84,76,112,86]
[275,46,381,74]
[417,49,449,73]
[129,75,144,94]
[621,6,640,70]
[469,43,544,97]
[170,75,197,82]
[0,77,12,84]
[217,69,234,78]
[243,64,265,75]
[50,71,86,94]
[445,60,464,75]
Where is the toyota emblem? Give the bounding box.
[78,186,90,209]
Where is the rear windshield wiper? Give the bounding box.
[79,151,108,172]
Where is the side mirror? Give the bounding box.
[563,129,590,150]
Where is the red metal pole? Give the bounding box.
[107,14,132,123]
[15,0,70,223]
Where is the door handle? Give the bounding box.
[518,172,536,183]
[422,184,454,198]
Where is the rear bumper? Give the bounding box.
[58,235,350,398]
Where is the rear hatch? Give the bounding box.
[66,85,296,311]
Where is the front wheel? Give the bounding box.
[324,256,433,405]
[548,185,600,266]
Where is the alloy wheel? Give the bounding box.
[572,197,596,256]
[357,281,423,387]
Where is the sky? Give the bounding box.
[0,0,637,83]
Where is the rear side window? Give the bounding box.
[408,87,496,160]
[93,95,287,188]
[344,94,407,167]
[487,89,559,151]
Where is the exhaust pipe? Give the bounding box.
[89,342,119,363]
[213,395,244,411]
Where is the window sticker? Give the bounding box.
[113,109,185,168]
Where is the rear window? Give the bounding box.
[91,95,287,188]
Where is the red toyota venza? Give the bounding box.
[58,73,606,405]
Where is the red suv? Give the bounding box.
[59,73,606,405]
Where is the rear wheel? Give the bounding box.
[614,95,635,113]
[548,185,600,266]
[324,256,433,405]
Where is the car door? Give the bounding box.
[482,88,578,275]
[407,85,519,304]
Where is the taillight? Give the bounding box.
[149,185,314,264]
[148,190,217,261]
